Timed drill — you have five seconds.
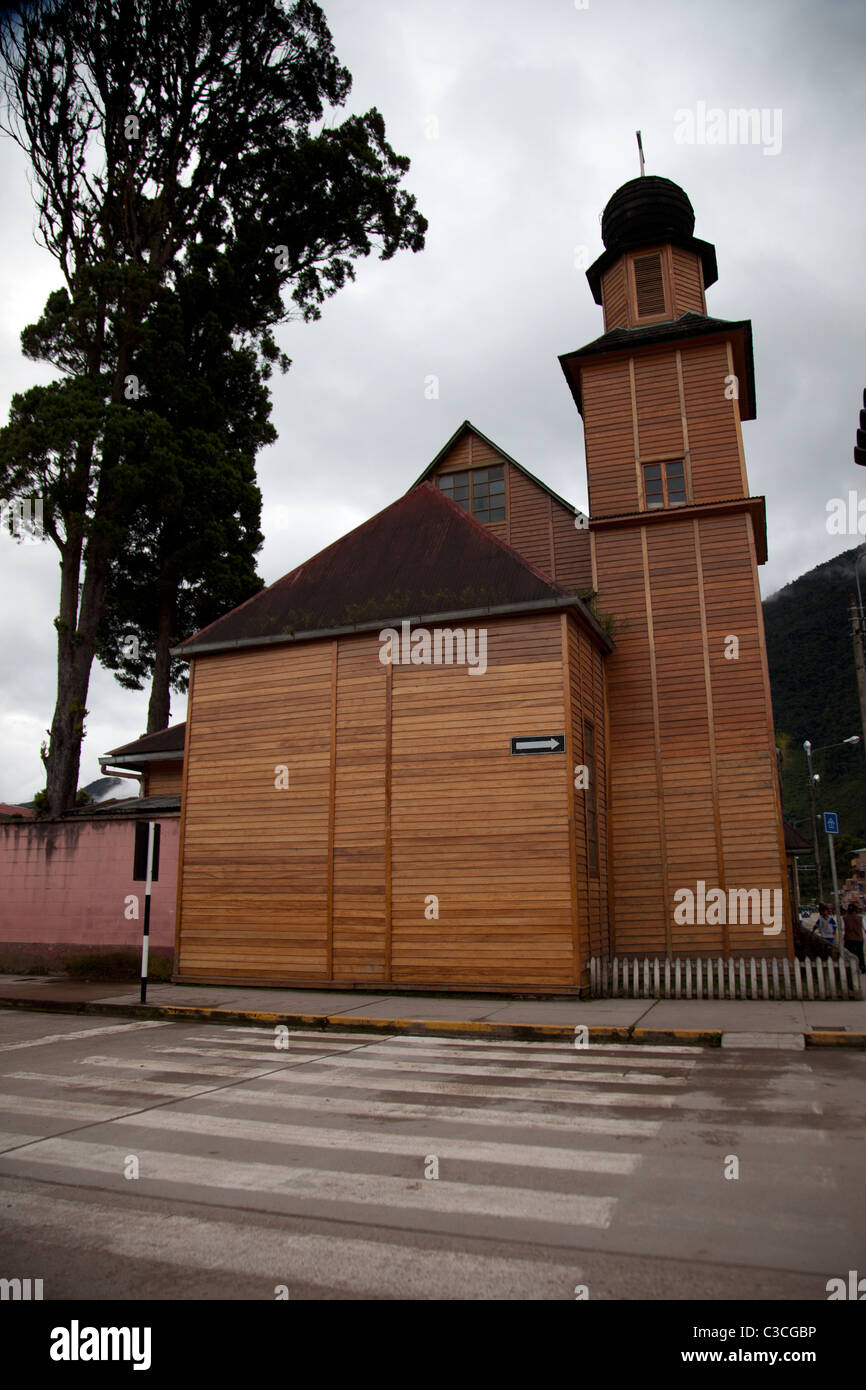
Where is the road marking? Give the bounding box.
[0,1021,171,1053]
[1,1138,618,1228]
[107,1108,644,1175]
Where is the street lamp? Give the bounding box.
[803,735,861,907]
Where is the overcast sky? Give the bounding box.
[1,0,865,803]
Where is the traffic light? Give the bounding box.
[856,388,866,466]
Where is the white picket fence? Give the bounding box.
[589,954,863,1001]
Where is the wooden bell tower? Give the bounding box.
[560,174,793,960]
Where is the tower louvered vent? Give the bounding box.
[633,253,666,317]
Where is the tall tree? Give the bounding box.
[94,268,273,733]
[0,0,426,814]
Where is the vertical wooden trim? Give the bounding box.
[629,358,642,505]
[602,652,615,958]
[561,613,581,984]
[589,527,598,592]
[641,527,672,954]
[384,656,393,981]
[726,341,749,496]
[326,639,338,979]
[743,513,796,959]
[548,495,555,577]
[693,519,729,958]
[172,658,196,975]
[505,462,512,546]
[661,243,675,320]
[675,349,693,504]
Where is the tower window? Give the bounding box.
[438,465,505,523]
[633,252,666,318]
[643,459,687,509]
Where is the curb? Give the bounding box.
[1,992,863,1046]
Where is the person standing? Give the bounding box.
[843,901,866,973]
[813,904,836,945]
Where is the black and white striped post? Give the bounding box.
[133,821,161,1004]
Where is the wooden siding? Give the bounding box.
[581,363,639,518]
[175,613,608,990]
[565,613,610,968]
[593,514,790,957]
[176,644,333,982]
[670,246,706,315]
[681,344,746,503]
[634,352,683,463]
[144,762,183,798]
[601,259,628,330]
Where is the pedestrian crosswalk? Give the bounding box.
[0,1019,858,1298]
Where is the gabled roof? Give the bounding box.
[409,420,582,520]
[175,481,612,657]
[560,312,756,421]
[105,723,187,761]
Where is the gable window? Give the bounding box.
[632,252,666,319]
[643,459,687,509]
[583,720,599,876]
[438,465,505,523]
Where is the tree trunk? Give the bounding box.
[146,583,175,733]
[42,529,112,817]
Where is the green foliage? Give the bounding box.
[764,546,866,856]
[0,0,426,801]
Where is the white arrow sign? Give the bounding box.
[511,735,566,754]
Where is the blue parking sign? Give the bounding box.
[823,811,839,835]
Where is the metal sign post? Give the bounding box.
[133,821,161,1004]
[824,812,843,952]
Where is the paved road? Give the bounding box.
[0,1010,862,1300]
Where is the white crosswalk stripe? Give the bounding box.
[0,1022,841,1268]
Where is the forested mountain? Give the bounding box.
[763,544,866,873]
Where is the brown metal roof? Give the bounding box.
[106,723,187,759]
[175,482,612,657]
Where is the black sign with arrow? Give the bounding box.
[511,735,566,755]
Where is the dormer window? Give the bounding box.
[643,459,687,509]
[632,252,667,319]
[438,465,505,523]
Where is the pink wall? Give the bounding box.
[0,817,179,963]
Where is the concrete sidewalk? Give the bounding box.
[0,973,864,1047]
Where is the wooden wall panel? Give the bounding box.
[177,645,333,981]
[144,762,184,798]
[566,615,610,966]
[670,247,705,315]
[634,353,683,461]
[176,613,608,990]
[699,514,789,949]
[601,260,629,330]
[581,364,638,518]
[389,615,575,988]
[507,467,552,574]
[552,507,593,589]
[332,634,387,979]
[681,344,745,503]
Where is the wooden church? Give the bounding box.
[169,173,793,992]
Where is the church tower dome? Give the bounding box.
[586,173,718,323]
